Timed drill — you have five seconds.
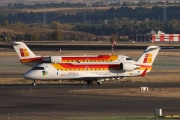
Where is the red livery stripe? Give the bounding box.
[62,55,111,60]
[20,57,42,63]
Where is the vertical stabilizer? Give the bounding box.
[136,46,160,66]
[13,42,36,59]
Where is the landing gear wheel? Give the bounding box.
[87,81,93,85]
[32,80,36,86]
[97,81,102,85]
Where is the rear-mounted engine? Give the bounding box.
[42,56,62,63]
[120,62,140,71]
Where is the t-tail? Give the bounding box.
[136,46,161,76]
[13,42,42,66]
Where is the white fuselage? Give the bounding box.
[23,63,151,81]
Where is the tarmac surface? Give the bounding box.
[0,42,180,119]
[0,83,180,119]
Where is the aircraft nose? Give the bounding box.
[23,71,33,79]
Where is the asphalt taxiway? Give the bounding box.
[0,83,180,120]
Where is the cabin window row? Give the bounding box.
[58,68,108,71]
[66,60,113,62]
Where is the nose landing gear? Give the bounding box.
[32,80,36,86]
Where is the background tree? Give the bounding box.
[48,28,62,40]
[51,21,61,29]
[1,20,9,26]
[70,34,80,41]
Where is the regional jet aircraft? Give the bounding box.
[23,46,160,86]
[13,42,135,66]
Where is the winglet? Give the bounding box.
[141,68,148,77]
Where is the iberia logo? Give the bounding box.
[143,54,152,63]
[20,48,29,57]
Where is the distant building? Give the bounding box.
[131,30,180,42]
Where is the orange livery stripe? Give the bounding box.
[61,55,118,62]
[52,63,120,71]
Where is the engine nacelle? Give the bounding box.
[120,62,140,71]
[42,56,62,63]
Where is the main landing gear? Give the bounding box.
[86,80,103,85]
[97,81,103,85]
[86,80,93,85]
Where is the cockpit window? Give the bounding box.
[126,58,133,60]
[32,67,44,70]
